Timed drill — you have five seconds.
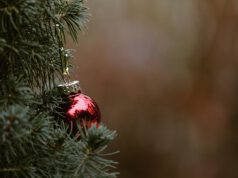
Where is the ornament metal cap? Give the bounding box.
[58,80,81,95]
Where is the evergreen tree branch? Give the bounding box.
[0,1,118,177]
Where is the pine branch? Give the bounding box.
[0,1,118,177]
[0,0,88,90]
[58,0,89,42]
[72,125,119,178]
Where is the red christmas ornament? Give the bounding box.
[58,81,101,133]
[66,92,101,128]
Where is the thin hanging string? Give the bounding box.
[55,23,70,84]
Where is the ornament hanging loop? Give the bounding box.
[56,23,71,83]
[61,47,71,83]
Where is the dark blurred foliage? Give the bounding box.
[67,0,238,177]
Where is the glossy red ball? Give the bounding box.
[60,92,101,134]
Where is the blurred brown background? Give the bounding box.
[68,0,238,177]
